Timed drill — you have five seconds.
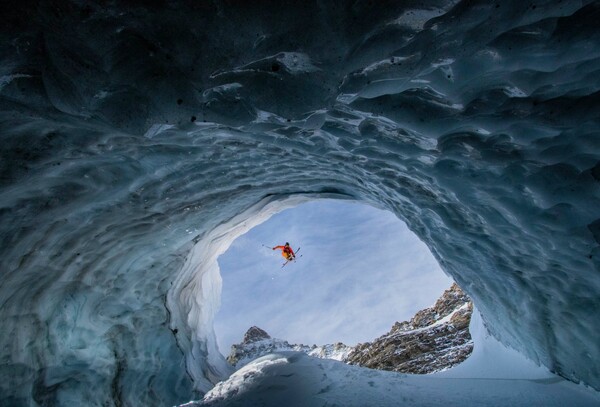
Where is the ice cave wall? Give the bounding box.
[0,0,599,405]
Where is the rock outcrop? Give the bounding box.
[346,283,473,373]
[242,326,271,343]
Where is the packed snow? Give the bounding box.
[179,311,599,406]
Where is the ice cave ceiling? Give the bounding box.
[0,0,599,405]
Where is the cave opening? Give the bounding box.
[214,199,455,357]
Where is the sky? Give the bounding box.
[214,199,454,354]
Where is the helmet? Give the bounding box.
[285,242,289,246]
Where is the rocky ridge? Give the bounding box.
[228,283,473,374]
[346,283,473,373]
[227,327,352,369]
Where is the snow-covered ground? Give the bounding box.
[179,311,600,406]
[185,353,598,407]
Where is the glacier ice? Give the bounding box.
[0,0,599,405]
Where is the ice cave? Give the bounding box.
[0,0,599,406]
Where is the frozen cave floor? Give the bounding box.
[180,312,600,407]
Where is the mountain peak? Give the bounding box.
[242,326,271,344]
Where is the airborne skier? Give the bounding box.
[272,242,296,261]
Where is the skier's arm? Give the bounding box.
[288,247,295,256]
[273,245,285,250]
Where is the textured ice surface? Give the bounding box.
[0,0,599,405]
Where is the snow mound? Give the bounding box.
[185,349,599,407]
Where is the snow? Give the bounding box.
[228,333,354,371]
[307,344,353,362]
[185,351,599,407]
[179,309,599,406]
[391,301,470,336]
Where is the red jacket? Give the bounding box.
[273,245,295,256]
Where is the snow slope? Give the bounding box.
[188,352,599,407]
[181,311,599,406]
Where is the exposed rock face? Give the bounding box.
[346,283,473,373]
[392,283,471,332]
[242,326,271,343]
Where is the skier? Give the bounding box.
[272,242,296,261]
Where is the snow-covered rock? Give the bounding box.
[227,326,352,370]
[241,326,271,344]
[346,283,473,373]
[307,343,354,362]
